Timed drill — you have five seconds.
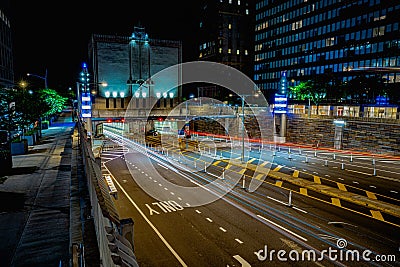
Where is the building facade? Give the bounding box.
[87,26,182,124]
[0,0,14,89]
[254,0,400,104]
[197,0,255,100]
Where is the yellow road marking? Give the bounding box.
[337,183,347,191]
[293,170,299,178]
[239,168,246,174]
[260,161,270,167]
[255,174,264,180]
[331,198,341,206]
[313,176,321,184]
[212,161,221,166]
[366,191,377,199]
[275,181,283,187]
[273,165,282,172]
[248,158,256,163]
[300,188,307,195]
[226,164,232,170]
[370,210,384,221]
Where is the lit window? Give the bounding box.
[238,0,240,5]
[219,48,223,53]
[236,49,240,55]
[228,24,232,30]
[246,9,249,15]
[228,48,232,54]
[245,50,248,55]
[229,0,232,3]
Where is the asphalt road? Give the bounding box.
[100,131,400,267]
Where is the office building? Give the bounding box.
[197,0,255,100]
[254,0,400,104]
[0,0,14,89]
[87,26,182,131]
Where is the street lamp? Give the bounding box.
[27,69,48,88]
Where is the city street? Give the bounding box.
[100,129,400,267]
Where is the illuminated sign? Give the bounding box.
[274,93,287,114]
[81,92,92,118]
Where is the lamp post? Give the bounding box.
[27,69,48,88]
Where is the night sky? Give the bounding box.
[10,1,200,92]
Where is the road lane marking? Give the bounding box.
[235,238,244,244]
[299,188,307,195]
[206,217,213,223]
[390,190,398,194]
[273,165,283,171]
[195,210,201,214]
[366,191,377,199]
[331,198,341,206]
[257,215,308,242]
[267,196,287,206]
[233,255,251,267]
[114,180,188,266]
[219,227,227,232]
[248,158,257,163]
[255,174,264,180]
[260,161,270,167]
[337,183,347,191]
[370,210,384,221]
[293,206,307,213]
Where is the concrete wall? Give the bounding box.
[193,114,400,156]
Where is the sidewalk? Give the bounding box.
[0,110,97,267]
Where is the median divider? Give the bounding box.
[220,158,400,219]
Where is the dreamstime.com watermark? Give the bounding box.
[255,238,397,263]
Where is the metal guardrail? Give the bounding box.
[77,121,139,267]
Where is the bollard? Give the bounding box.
[288,190,292,207]
[333,153,336,160]
[324,159,328,166]
[205,163,207,173]
[288,152,292,160]
[341,161,345,170]
[305,156,309,163]
[350,153,353,162]
[373,166,376,176]
[273,150,276,156]
[372,157,375,165]
[242,177,245,189]
[299,148,302,155]
[221,170,225,180]
[314,150,317,157]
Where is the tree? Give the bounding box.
[289,80,326,114]
[37,88,68,118]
